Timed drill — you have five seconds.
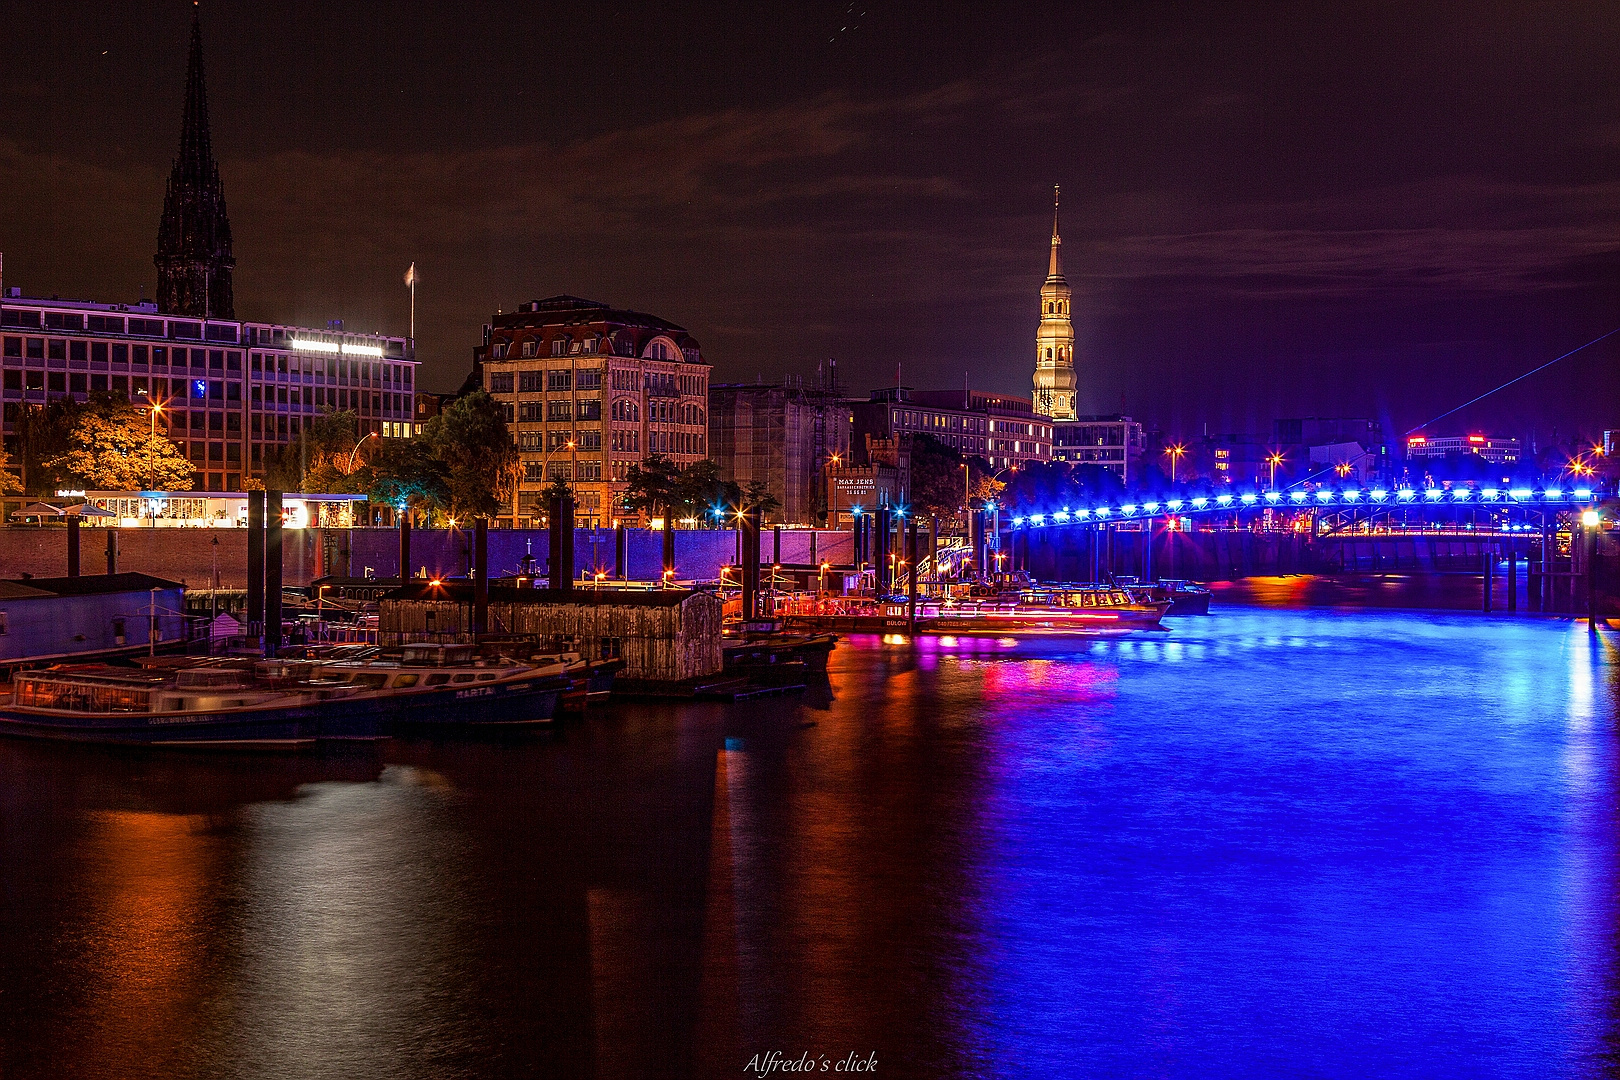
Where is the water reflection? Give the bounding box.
[0,609,1617,1078]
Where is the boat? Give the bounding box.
[1117,577,1213,616]
[778,584,1171,633]
[320,643,574,728]
[0,660,382,748]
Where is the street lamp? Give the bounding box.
[1166,444,1186,484]
[1267,451,1285,491]
[348,431,377,473]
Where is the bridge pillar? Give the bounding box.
[1143,517,1153,582]
[1482,545,1492,613]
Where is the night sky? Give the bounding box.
[4,2,1620,443]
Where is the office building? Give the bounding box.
[1405,433,1521,466]
[850,387,1052,473]
[1051,415,1146,482]
[472,295,711,528]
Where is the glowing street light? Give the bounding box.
[1267,451,1285,491]
[1165,444,1186,483]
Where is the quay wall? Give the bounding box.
[0,526,857,589]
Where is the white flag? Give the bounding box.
[404,262,417,287]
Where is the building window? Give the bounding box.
[547,370,572,392]
[547,400,572,421]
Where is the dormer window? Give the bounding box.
[551,337,568,357]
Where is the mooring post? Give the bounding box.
[105,527,118,575]
[246,489,264,640]
[1507,539,1517,613]
[907,515,919,634]
[473,517,488,636]
[265,492,283,658]
[399,517,412,583]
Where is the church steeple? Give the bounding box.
[155,6,235,319]
[1049,185,1063,279]
[1033,185,1078,422]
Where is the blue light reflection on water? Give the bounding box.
[903,612,1620,1078]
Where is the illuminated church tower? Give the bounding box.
[155,8,235,319]
[1032,186,1077,421]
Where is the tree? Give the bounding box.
[43,396,193,491]
[14,398,92,494]
[623,455,681,518]
[741,478,781,519]
[360,438,449,523]
[541,477,574,506]
[423,390,515,520]
[263,410,365,493]
[0,445,22,496]
[908,434,967,521]
[672,459,742,525]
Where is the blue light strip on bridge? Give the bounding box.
[1009,487,1601,529]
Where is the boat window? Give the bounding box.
[451,673,475,683]
[1112,591,1129,605]
[355,673,389,690]
[475,673,497,682]
[425,673,452,686]
[392,674,419,688]
[1081,593,1095,607]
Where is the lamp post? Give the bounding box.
[139,395,166,497]
[1268,451,1284,491]
[348,431,377,473]
[1166,444,1186,484]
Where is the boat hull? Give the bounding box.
[0,698,380,748]
[382,671,569,729]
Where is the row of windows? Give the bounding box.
[0,311,407,356]
[0,309,233,341]
[1,338,413,387]
[0,373,406,418]
[522,460,607,482]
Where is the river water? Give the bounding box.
[2,602,1618,1078]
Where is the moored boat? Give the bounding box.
[1119,578,1213,616]
[0,661,381,748]
[320,643,573,728]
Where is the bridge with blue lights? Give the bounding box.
[1007,484,1606,532]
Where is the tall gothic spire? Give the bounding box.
[155,5,235,319]
[1048,184,1063,280]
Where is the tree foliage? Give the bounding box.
[998,461,1124,513]
[623,455,682,517]
[41,395,193,491]
[908,434,968,519]
[359,438,449,519]
[422,390,515,520]
[263,410,366,494]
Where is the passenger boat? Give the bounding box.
[1116,577,1213,616]
[779,585,1171,633]
[928,585,1172,631]
[320,643,574,728]
[0,661,382,748]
